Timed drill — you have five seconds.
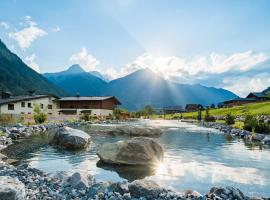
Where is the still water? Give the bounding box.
[3,120,270,196]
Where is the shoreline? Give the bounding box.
[0,120,269,199]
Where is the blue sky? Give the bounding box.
[0,0,270,96]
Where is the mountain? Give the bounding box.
[0,39,66,96]
[263,87,270,94]
[45,66,237,110]
[102,69,237,110]
[89,71,109,82]
[44,65,107,96]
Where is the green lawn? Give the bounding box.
[164,101,270,119]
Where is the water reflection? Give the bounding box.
[96,160,157,181]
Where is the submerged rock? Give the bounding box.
[51,127,91,150]
[0,176,25,200]
[109,126,162,137]
[97,137,164,165]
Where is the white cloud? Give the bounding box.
[70,48,100,71]
[223,74,270,97]
[0,21,9,29]
[25,54,40,73]
[8,16,47,49]
[52,26,60,32]
[102,51,269,96]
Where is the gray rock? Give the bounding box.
[51,127,91,150]
[109,126,163,137]
[65,172,95,190]
[0,176,25,200]
[185,189,202,198]
[97,137,164,165]
[128,179,164,198]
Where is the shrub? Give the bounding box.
[33,103,47,124]
[0,113,15,126]
[80,114,90,121]
[244,115,270,134]
[204,108,216,122]
[225,113,235,125]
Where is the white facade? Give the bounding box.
[58,108,113,116]
[0,96,58,115]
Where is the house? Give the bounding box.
[57,96,121,116]
[185,104,203,112]
[222,97,258,107]
[246,92,268,101]
[221,91,269,108]
[0,91,58,115]
[163,106,184,114]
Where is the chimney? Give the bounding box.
[28,90,35,96]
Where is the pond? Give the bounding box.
[2,120,270,197]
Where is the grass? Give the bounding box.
[167,101,270,119]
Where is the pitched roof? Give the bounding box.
[0,95,53,105]
[58,96,121,104]
[247,92,267,98]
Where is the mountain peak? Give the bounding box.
[67,64,85,74]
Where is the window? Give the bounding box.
[40,104,44,109]
[21,102,25,107]
[8,104,14,110]
[48,104,52,109]
[21,112,25,114]
[28,102,32,108]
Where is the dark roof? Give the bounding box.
[0,95,55,105]
[247,92,267,98]
[58,96,121,105]
[223,97,258,104]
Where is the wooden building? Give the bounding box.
[185,104,203,112]
[57,96,121,116]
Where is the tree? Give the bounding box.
[210,104,215,109]
[197,109,202,121]
[143,105,155,118]
[33,103,47,124]
[225,113,235,125]
[204,107,215,122]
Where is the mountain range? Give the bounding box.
[0,39,66,96]
[44,65,238,110]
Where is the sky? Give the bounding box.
[0,0,270,96]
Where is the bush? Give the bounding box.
[244,115,270,134]
[80,114,90,121]
[204,108,216,122]
[225,113,235,125]
[33,103,47,124]
[0,114,15,126]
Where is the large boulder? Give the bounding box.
[97,137,164,165]
[109,126,162,137]
[128,179,165,199]
[0,176,25,200]
[51,127,91,150]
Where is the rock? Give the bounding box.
[97,137,164,165]
[51,127,91,150]
[128,180,164,198]
[262,137,270,145]
[65,172,95,190]
[208,186,246,200]
[252,134,265,142]
[110,181,129,194]
[109,126,162,137]
[185,190,202,198]
[0,153,7,161]
[0,176,25,200]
